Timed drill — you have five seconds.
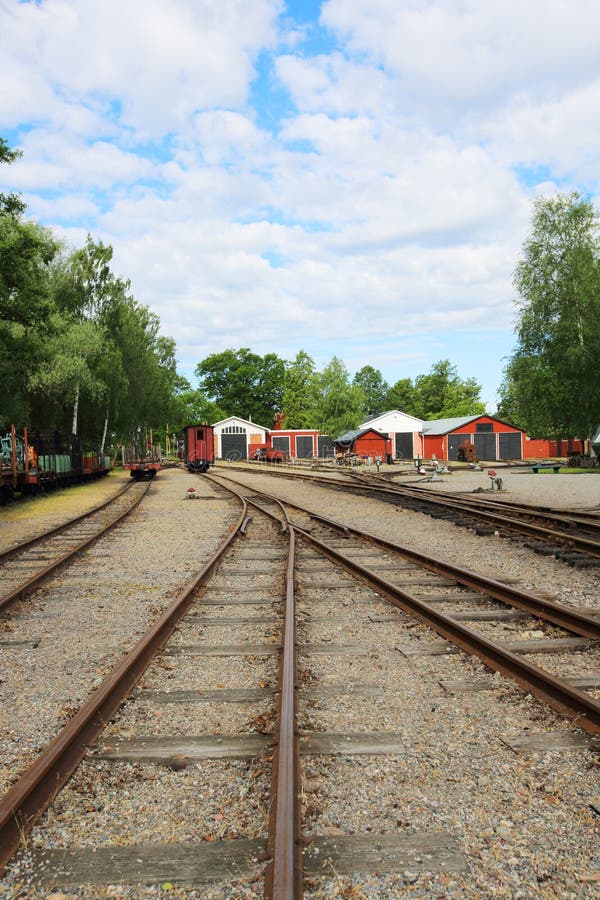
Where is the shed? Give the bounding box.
[334,427,392,460]
[422,415,524,462]
[268,429,321,459]
[211,416,268,460]
[360,410,424,460]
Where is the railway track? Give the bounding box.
[230,462,600,567]
[0,479,150,614]
[211,472,600,736]
[2,469,599,896]
[0,479,301,896]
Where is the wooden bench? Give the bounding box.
[531,464,561,474]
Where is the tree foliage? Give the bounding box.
[281,349,318,428]
[385,377,416,413]
[498,193,600,438]
[353,365,389,419]
[195,348,285,427]
[408,360,485,420]
[313,356,365,438]
[0,136,180,447]
[0,137,25,217]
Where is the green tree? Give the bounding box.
[281,350,318,428]
[313,356,365,438]
[195,348,285,426]
[352,365,389,418]
[170,376,225,433]
[499,192,600,439]
[0,137,25,217]
[385,377,416,413]
[0,208,60,425]
[411,360,485,419]
[28,316,108,429]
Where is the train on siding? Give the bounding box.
[181,423,215,473]
[0,425,111,504]
[121,438,162,481]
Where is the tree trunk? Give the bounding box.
[100,402,110,453]
[71,382,80,436]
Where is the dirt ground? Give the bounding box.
[395,464,600,510]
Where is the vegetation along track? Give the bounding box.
[234,462,600,568]
[2,467,600,896]
[0,479,150,614]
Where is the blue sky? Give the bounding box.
[2,0,600,412]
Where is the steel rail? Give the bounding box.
[220,463,600,552]
[305,512,600,640]
[398,485,600,523]
[361,473,600,525]
[341,476,600,558]
[0,479,134,565]
[296,526,600,738]
[207,476,303,899]
[0,498,247,873]
[265,525,300,900]
[208,473,600,738]
[0,481,151,614]
[209,471,600,639]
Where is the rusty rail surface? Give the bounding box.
[306,511,600,640]
[229,488,302,899]
[210,472,600,739]
[0,481,150,614]
[0,500,247,873]
[214,462,600,558]
[265,525,300,899]
[296,526,600,738]
[336,472,600,558]
[210,471,600,640]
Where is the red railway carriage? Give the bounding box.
[182,423,215,473]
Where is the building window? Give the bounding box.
[476,423,493,433]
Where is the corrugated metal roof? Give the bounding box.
[335,428,363,443]
[335,427,390,444]
[422,415,525,435]
[422,416,481,435]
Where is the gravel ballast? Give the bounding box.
[1,464,599,898]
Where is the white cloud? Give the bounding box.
[193,111,274,166]
[484,81,600,183]
[321,0,600,111]
[3,131,157,191]
[276,53,396,116]
[1,0,282,135]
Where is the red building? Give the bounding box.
[334,427,392,460]
[422,415,524,462]
[267,429,321,459]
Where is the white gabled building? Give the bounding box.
[359,410,424,460]
[211,416,269,460]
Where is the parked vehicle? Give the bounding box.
[0,425,111,503]
[181,423,215,473]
